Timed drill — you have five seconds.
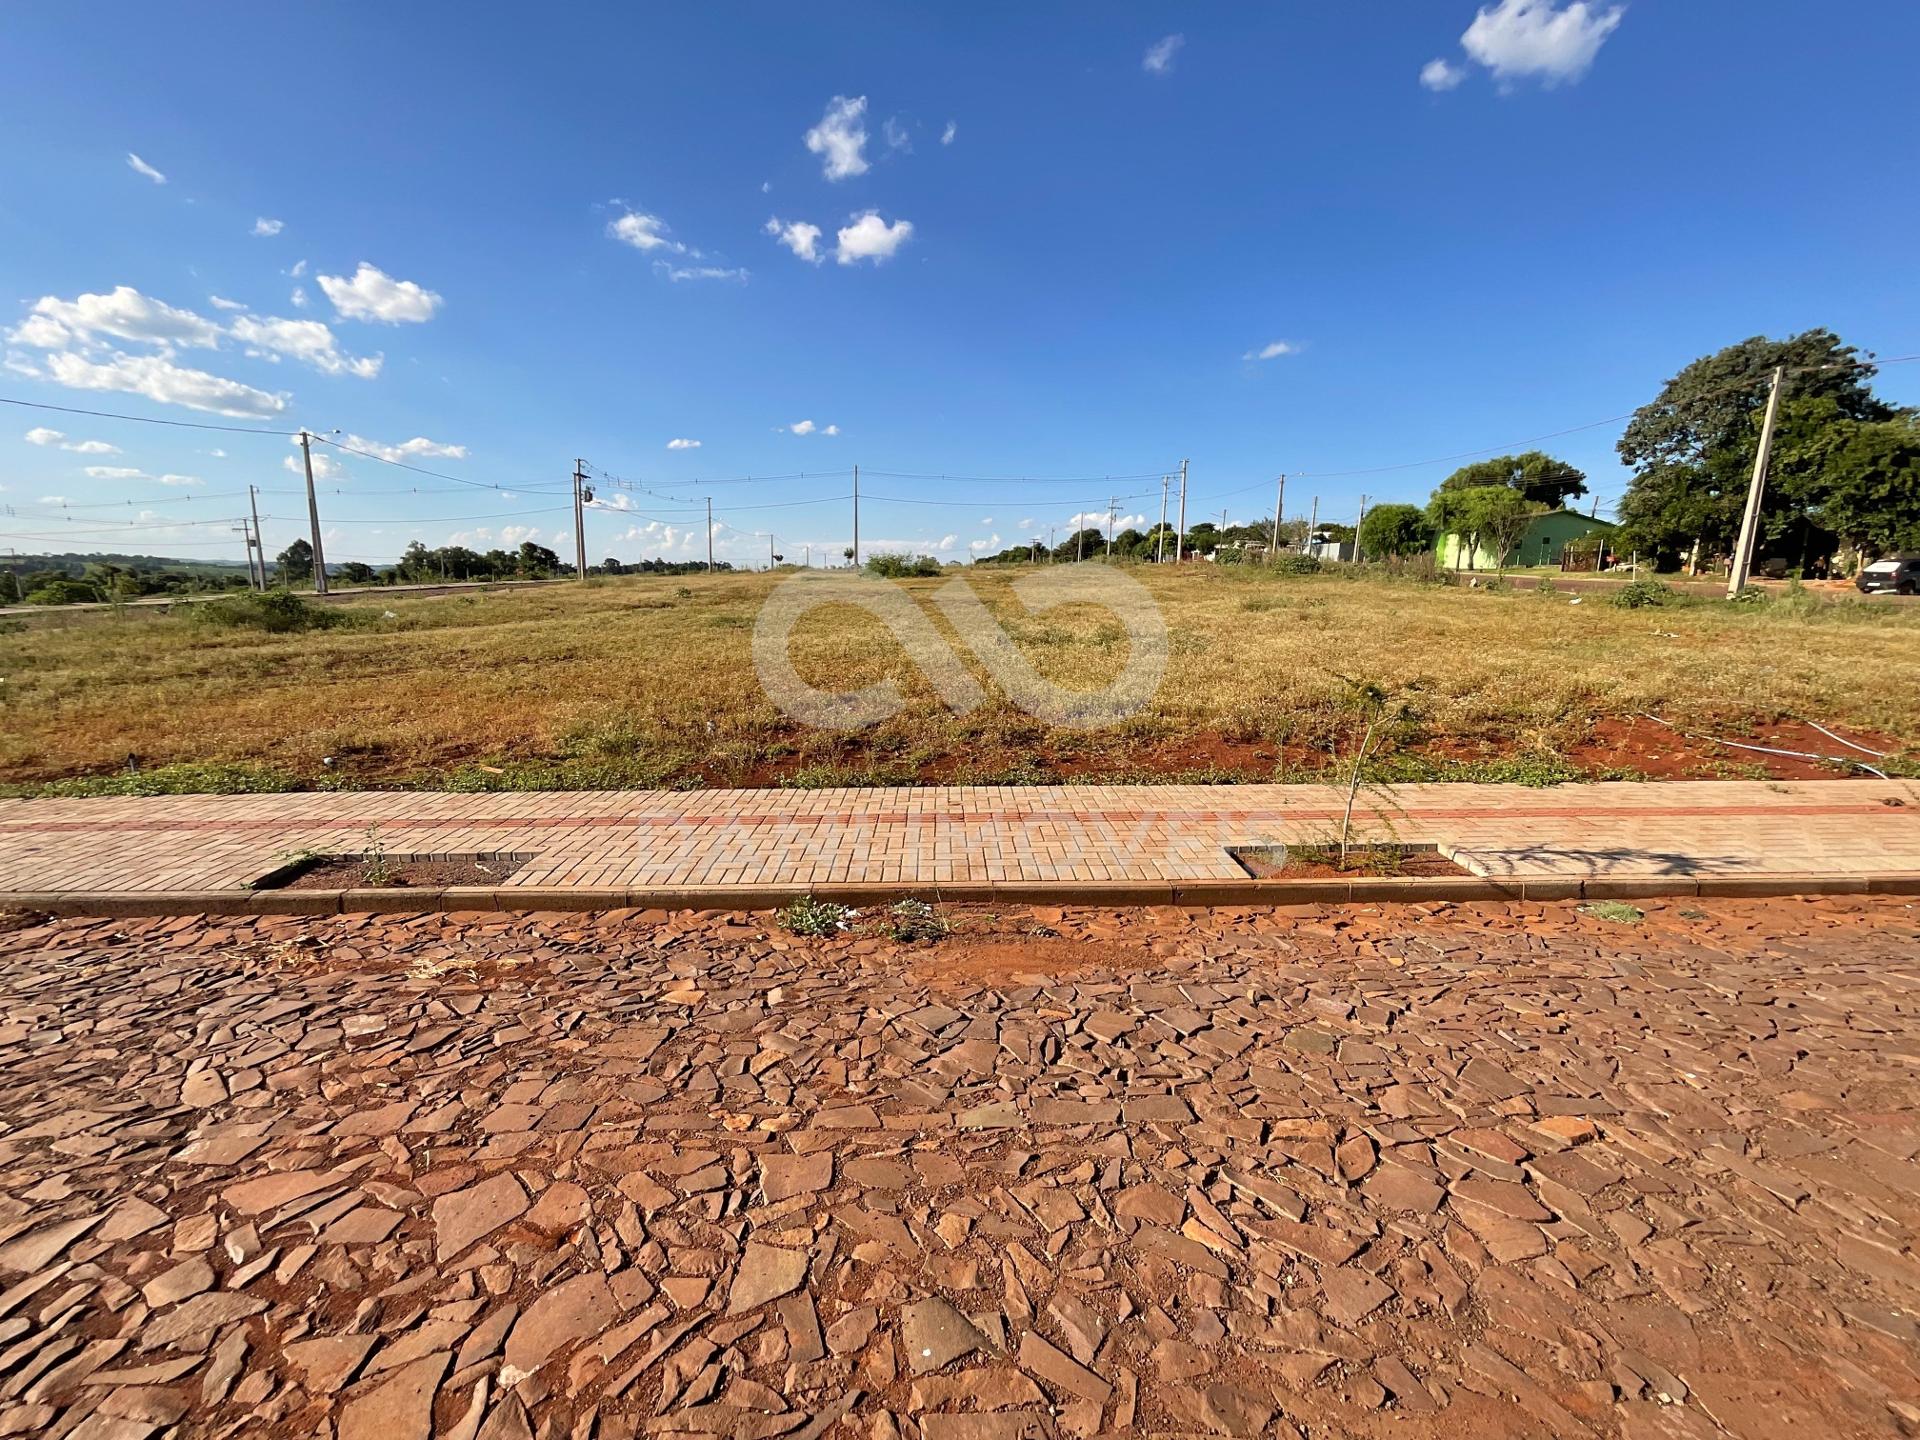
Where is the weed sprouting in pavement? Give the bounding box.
[777,897,855,937]
[1581,900,1646,924]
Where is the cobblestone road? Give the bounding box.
[1,896,1918,1438]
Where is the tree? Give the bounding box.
[1428,485,1541,570]
[516,541,561,577]
[1772,401,1920,558]
[336,562,377,584]
[1053,527,1107,561]
[1438,451,1587,510]
[1357,504,1434,559]
[276,538,313,584]
[1616,329,1892,567]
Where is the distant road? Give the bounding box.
[0,576,571,620]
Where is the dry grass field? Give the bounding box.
[2,565,1916,794]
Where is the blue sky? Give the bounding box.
[3,1,1918,568]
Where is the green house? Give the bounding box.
[1435,510,1616,571]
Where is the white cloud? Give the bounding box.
[290,287,309,309]
[1018,518,1036,531]
[980,517,994,525]
[1420,57,1467,91]
[65,439,119,454]
[764,217,825,264]
[85,466,144,479]
[654,262,748,284]
[39,496,72,505]
[883,116,911,152]
[156,473,201,486]
[1243,340,1299,361]
[607,210,683,252]
[805,95,870,181]
[208,295,246,311]
[666,438,702,450]
[783,420,841,437]
[284,448,346,480]
[14,286,222,350]
[252,217,284,237]
[338,433,467,463]
[126,152,166,184]
[230,314,382,378]
[24,427,63,446]
[1460,0,1624,85]
[43,350,288,417]
[317,262,443,323]
[835,211,914,266]
[941,120,958,146]
[289,259,308,278]
[1143,34,1184,75]
[969,533,1002,554]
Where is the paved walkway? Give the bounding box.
[2,779,1918,908]
[1,897,1917,1438]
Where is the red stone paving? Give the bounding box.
[2,779,1919,898]
[1,896,1918,1437]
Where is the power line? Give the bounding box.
[0,395,297,435]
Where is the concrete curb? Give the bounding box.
[3,872,1916,918]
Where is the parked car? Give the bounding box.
[1856,555,1920,594]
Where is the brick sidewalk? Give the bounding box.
[2,779,1918,906]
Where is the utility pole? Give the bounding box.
[247,484,265,590]
[1269,474,1285,564]
[1077,514,1086,562]
[1308,496,1319,557]
[803,544,811,569]
[1727,365,1786,599]
[299,430,327,595]
[852,464,860,568]
[706,497,714,574]
[1105,496,1117,558]
[1048,525,1056,561]
[1175,458,1189,563]
[1157,475,1169,563]
[1354,494,1368,563]
[572,459,589,582]
[769,534,776,571]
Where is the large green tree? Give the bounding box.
[1438,451,1587,510]
[276,538,313,584]
[1357,503,1434,559]
[1615,329,1894,567]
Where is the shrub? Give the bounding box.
[865,553,943,579]
[1273,554,1322,576]
[23,579,101,606]
[1535,577,1559,599]
[187,589,348,633]
[1611,579,1676,609]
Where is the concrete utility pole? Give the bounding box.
[705,497,714,574]
[1308,496,1319,557]
[1157,475,1170,563]
[1727,365,1786,599]
[1269,474,1285,564]
[769,534,776,571]
[1048,524,1056,561]
[1105,496,1117,557]
[299,430,327,595]
[803,544,811,569]
[1175,458,1189,563]
[247,484,266,589]
[1355,494,1368,562]
[572,459,589,581]
[852,465,860,568]
[1077,513,1086,562]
